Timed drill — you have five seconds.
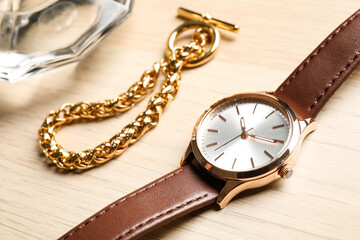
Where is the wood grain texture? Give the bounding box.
[1,0,360,239]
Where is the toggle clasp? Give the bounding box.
[166,7,239,68]
[177,7,239,33]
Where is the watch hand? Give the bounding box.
[240,117,246,132]
[215,127,254,151]
[248,134,284,144]
[244,127,254,134]
[214,134,242,151]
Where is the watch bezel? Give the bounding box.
[190,92,301,181]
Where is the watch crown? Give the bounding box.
[279,165,293,179]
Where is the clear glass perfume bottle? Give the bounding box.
[0,0,134,83]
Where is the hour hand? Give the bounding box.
[240,117,246,132]
[248,134,284,144]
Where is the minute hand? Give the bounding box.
[214,127,254,151]
[214,134,242,151]
[248,134,284,144]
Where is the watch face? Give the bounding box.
[195,93,294,178]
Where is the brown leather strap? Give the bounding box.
[274,9,360,120]
[59,164,219,240]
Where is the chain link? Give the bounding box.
[39,28,210,170]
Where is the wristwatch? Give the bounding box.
[59,9,360,240]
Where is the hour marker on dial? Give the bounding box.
[218,114,227,122]
[253,103,258,114]
[265,110,275,119]
[206,142,218,148]
[264,150,273,159]
[250,157,255,168]
[232,158,237,169]
[208,129,219,133]
[273,124,285,129]
[214,152,224,161]
[236,104,240,115]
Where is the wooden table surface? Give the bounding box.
[1,1,360,239]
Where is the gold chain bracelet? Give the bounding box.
[38,8,239,170]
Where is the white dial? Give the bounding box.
[196,97,290,172]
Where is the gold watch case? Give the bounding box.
[180,92,317,209]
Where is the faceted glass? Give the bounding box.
[0,0,134,83]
